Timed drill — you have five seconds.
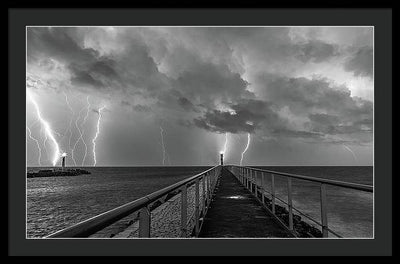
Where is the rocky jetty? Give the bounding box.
[27,168,91,178]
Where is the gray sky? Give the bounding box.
[26,27,373,167]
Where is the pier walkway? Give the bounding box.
[199,168,292,238]
[46,164,373,239]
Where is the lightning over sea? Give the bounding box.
[25,25,374,241]
[92,106,105,167]
[240,133,251,166]
[27,90,62,166]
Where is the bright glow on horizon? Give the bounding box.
[27,90,61,166]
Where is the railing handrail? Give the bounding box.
[227,165,373,238]
[228,165,372,192]
[46,165,221,238]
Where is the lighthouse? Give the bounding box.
[61,152,67,171]
[220,153,224,166]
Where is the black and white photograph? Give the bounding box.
[25,26,375,239]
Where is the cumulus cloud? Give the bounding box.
[26,27,373,166]
[295,40,338,63]
[192,99,279,134]
[344,46,373,77]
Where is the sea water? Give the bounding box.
[26,166,373,238]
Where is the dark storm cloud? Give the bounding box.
[177,97,199,112]
[27,27,373,145]
[132,104,152,113]
[344,46,373,77]
[174,60,252,108]
[68,63,105,88]
[192,99,281,134]
[90,59,120,80]
[120,100,152,113]
[26,27,374,166]
[295,40,338,63]
[254,73,373,142]
[27,27,99,64]
[27,27,174,100]
[308,113,340,125]
[306,116,372,135]
[257,73,367,115]
[271,128,325,139]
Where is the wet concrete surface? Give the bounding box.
[199,168,293,238]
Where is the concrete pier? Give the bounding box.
[199,168,293,238]
[46,164,372,238]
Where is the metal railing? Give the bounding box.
[46,165,222,238]
[226,165,373,238]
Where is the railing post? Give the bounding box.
[271,174,275,214]
[252,170,254,193]
[207,172,211,203]
[248,169,251,191]
[250,169,254,192]
[244,168,246,187]
[202,175,206,215]
[261,172,265,204]
[248,169,250,190]
[181,185,187,237]
[204,172,208,203]
[214,168,217,189]
[320,183,329,237]
[247,169,250,189]
[287,178,294,231]
[139,206,151,238]
[195,178,200,236]
[254,170,258,196]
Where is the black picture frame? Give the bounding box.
[9,7,393,257]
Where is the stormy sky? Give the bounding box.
[26,27,373,166]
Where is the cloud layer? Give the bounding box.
[26,27,374,166]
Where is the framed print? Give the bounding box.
[9,7,392,257]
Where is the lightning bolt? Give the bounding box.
[43,131,49,161]
[160,126,167,165]
[92,106,106,166]
[63,92,76,166]
[81,96,91,166]
[71,106,85,166]
[52,130,62,138]
[221,133,229,154]
[71,96,92,166]
[42,128,62,163]
[240,133,251,166]
[26,126,42,166]
[27,90,61,166]
[342,144,358,163]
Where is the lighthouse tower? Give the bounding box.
[61,153,67,171]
